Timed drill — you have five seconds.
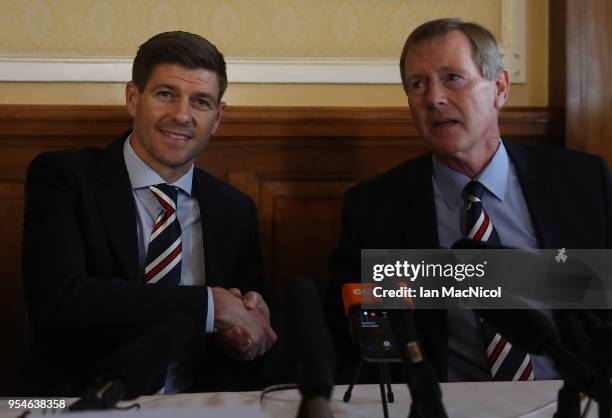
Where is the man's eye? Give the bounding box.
[157,91,173,99]
[446,73,461,81]
[194,98,212,109]
[409,80,424,91]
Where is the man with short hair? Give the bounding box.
[328,18,612,382]
[21,31,276,395]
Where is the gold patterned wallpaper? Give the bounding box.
[0,0,548,106]
[1,0,502,57]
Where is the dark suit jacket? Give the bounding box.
[20,132,265,395]
[327,140,612,381]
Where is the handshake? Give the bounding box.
[211,287,277,361]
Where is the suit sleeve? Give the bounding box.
[329,190,362,282]
[22,152,207,346]
[326,189,363,371]
[235,196,266,297]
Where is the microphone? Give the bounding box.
[341,284,446,417]
[341,283,409,361]
[555,309,612,368]
[69,312,195,411]
[555,310,612,416]
[475,306,602,400]
[284,277,335,418]
[342,282,412,317]
[342,283,383,316]
[453,239,612,411]
[341,283,378,342]
[387,309,448,418]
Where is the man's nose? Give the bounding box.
[171,99,191,124]
[425,80,447,109]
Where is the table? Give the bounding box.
[0,381,598,418]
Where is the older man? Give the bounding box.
[20,31,276,396]
[328,18,611,382]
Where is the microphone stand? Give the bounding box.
[343,356,396,418]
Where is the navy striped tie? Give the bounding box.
[143,184,182,286]
[464,181,534,381]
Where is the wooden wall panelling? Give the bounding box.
[549,0,566,110]
[0,181,26,394]
[0,105,563,143]
[566,0,612,163]
[228,172,364,304]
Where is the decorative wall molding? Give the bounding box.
[0,56,402,84]
[499,0,527,83]
[0,0,527,84]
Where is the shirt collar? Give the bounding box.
[123,134,193,196]
[432,141,509,209]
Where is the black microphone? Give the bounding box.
[69,312,195,411]
[387,309,448,418]
[341,283,367,343]
[555,309,612,368]
[475,306,602,400]
[453,239,612,414]
[284,277,335,418]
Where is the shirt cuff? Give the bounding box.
[205,286,214,334]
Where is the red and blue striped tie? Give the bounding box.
[464,180,534,381]
[143,184,182,286]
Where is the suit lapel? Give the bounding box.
[397,155,440,249]
[192,171,225,287]
[505,140,558,248]
[94,134,140,283]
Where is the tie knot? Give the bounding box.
[463,180,486,202]
[150,184,178,210]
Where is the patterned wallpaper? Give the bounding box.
[0,0,501,58]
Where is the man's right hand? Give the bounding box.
[211,287,276,360]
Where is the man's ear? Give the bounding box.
[494,69,510,110]
[125,81,140,118]
[211,101,226,135]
